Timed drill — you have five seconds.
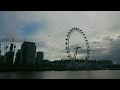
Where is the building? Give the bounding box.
[14,49,21,64]
[21,42,36,64]
[5,44,14,64]
[36,51,44,64]
[5,52,14,64]
[0,55,5,64]
[96,60,113,68]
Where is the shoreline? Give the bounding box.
[0,68,120,72]
[0,64,120,72]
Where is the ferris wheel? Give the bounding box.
[65,27,90,61]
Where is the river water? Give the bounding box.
[0,70,120,79]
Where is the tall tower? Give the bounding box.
[14,49,21,64]
[21,42,36,64]
[36,51,44,64]
[5,44,14,64]
[10,44,13,52]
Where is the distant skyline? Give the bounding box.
[0,11,120,64]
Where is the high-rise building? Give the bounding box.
[14,49,21,64]
[0,55,5,64]
[21,42,36,64]
[5,44,14,64]
[36,51,44,64]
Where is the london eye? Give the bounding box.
[65,27,90,61]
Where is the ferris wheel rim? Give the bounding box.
[65,27,90,60]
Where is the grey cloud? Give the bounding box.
[90,36,120,64]
[105,12,120,32]
[66,43,108,55]
[36,41,47,48]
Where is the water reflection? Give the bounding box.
[0,70,120,79]
[15,72,37,79]
[0,72,43,79]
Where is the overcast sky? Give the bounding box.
[0,11,120,64]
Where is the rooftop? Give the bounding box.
[23,41,35,45]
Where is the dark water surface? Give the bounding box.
[0,70,120,79]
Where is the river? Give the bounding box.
[0,70,120,79]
